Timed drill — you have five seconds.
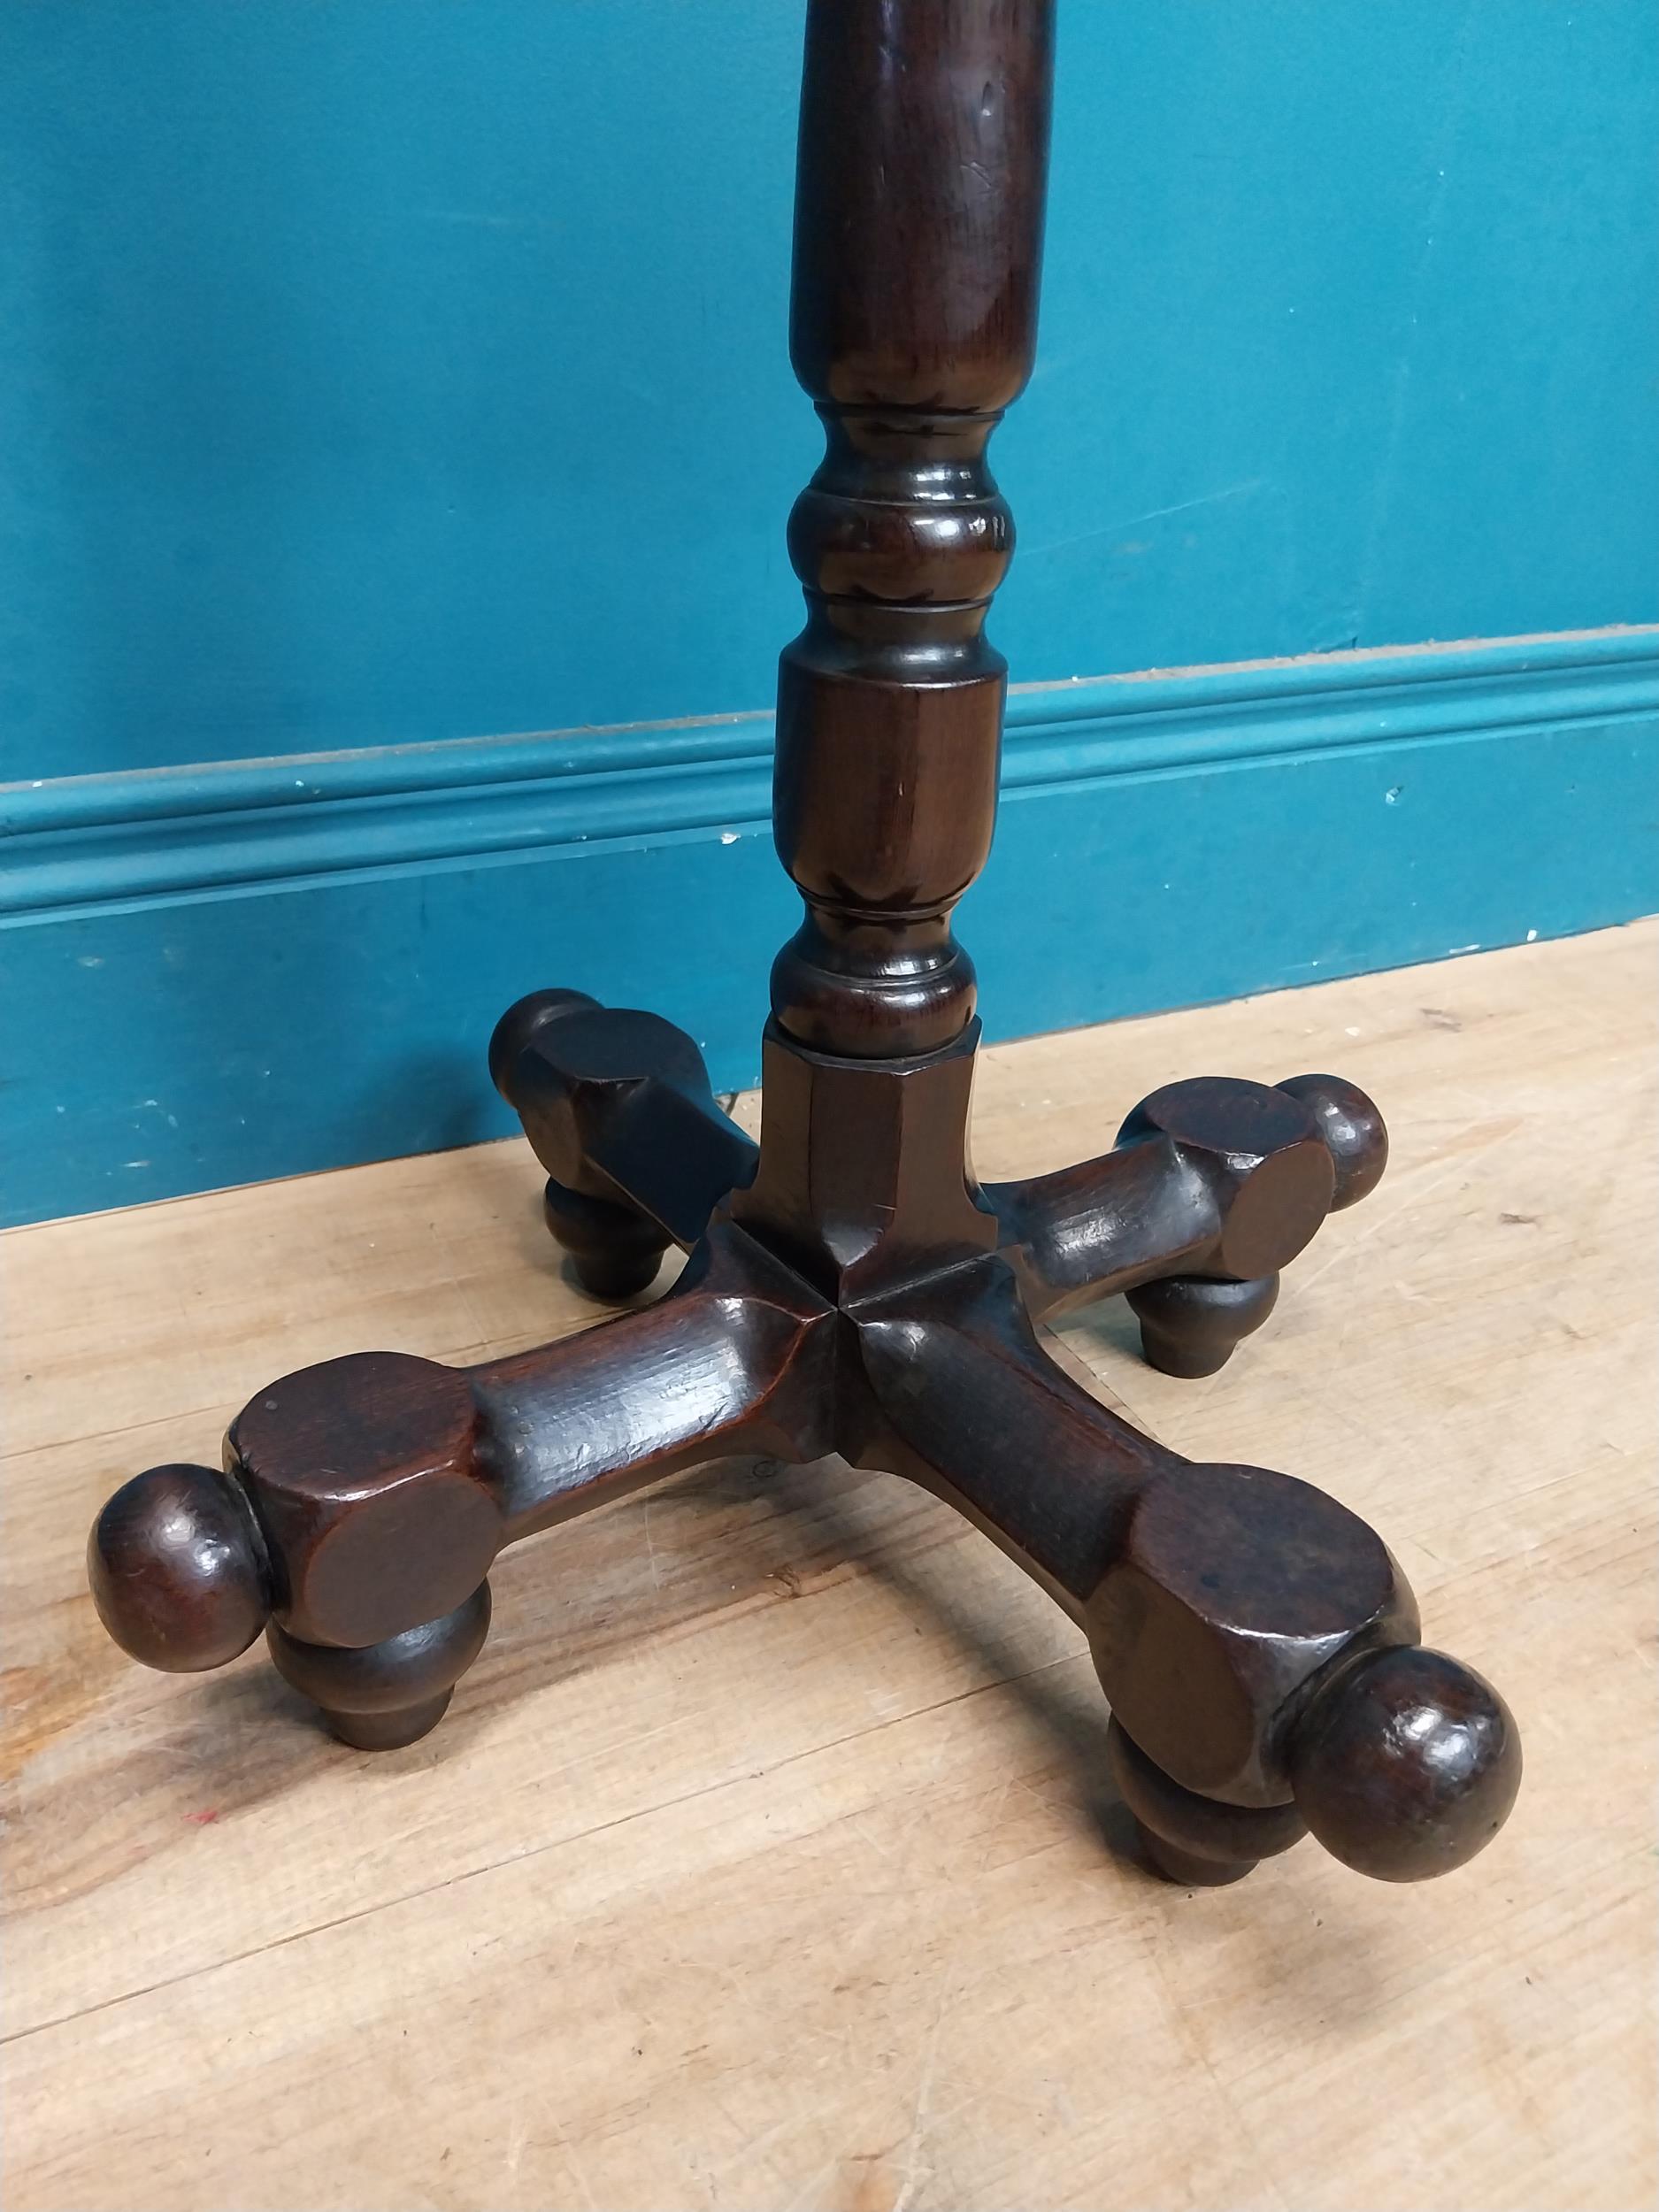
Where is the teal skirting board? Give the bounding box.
[4,626,1656,1228]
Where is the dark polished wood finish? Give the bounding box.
[87,0,1520,1897]
[771,0,1051,1059]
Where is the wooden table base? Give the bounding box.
[85,0,1519,1899]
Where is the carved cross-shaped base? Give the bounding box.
[89,993,1520,1889]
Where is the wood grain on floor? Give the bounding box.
[3,923,1654,2212]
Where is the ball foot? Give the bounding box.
[1289,1645,1523,1880]
[88,1463,273,1671]
[488,990,600,1103]
[1276,1074,1388,1211]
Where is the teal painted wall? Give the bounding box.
[3,3,1657,1225]
[6,631,1657,1225]
[4,1,1655,780]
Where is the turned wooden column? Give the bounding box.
[769,0,1054,1059]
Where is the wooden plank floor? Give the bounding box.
[4,923,1654,2212]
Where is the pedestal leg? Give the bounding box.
[490,990,758,1294]
[850,1254,1518,1883]
[988,1073,1387,1371]
[89,1227,835,1746]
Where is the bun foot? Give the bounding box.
[1108,1717,1306,1887]
[325,1691,457,1751]
[1130,1821,1257,1887]
[1125,1272,1279,1378]
[542,1176,669,1300]
[266,1583,492,1751]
